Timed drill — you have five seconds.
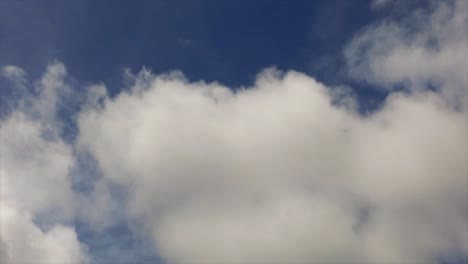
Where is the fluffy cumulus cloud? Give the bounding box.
[1,0,467,263]
[76,69,467,263]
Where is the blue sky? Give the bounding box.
[1,0,394,94]
[1,0,467,263]
[3,0,364,83]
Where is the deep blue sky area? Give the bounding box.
[0,0,383,91]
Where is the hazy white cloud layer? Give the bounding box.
[1,0,467,263]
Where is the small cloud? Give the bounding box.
[371,0,393,8]
[1,65,26,82]
[177,38,192,48]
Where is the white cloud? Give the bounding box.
[0,203,88,264]
[77,69,467,263]
[346,0,468,109]
[0,112,74,216]
[1,66,26,82]
[1,66,28,107]
[0,63,88,263]
[34,62,70,126]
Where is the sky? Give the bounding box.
[0,0,467,263]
